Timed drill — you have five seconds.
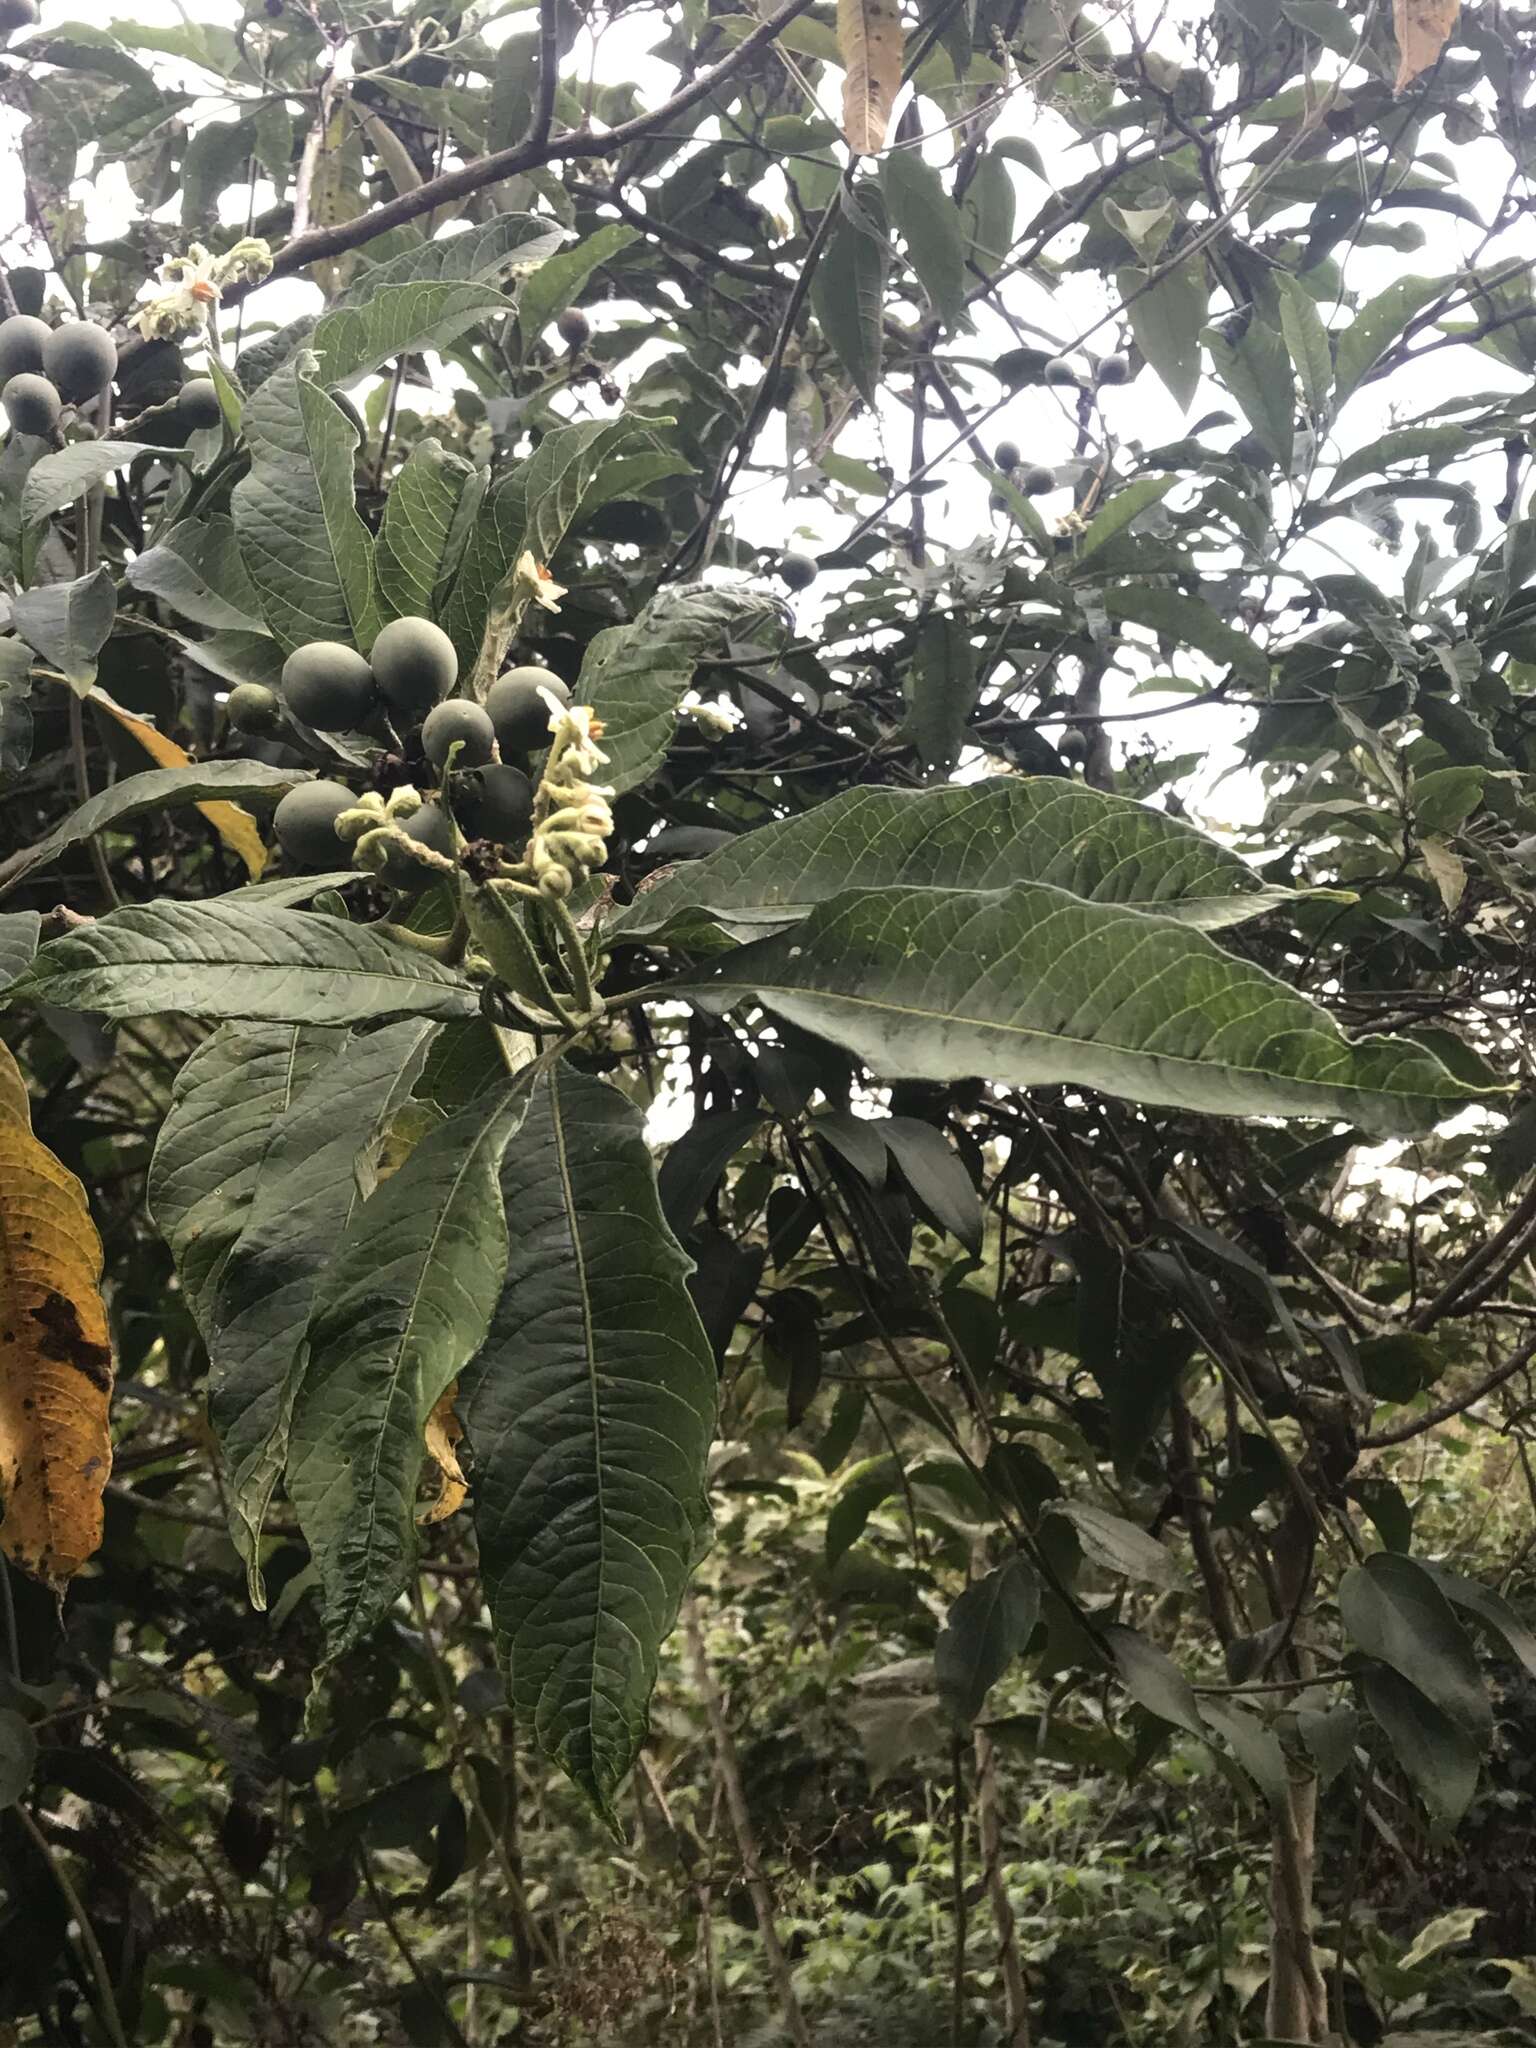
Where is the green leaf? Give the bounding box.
[676,882,1490,1136]
[1054,1501,1181,1588]
[1360,1663,1479,1830]
[963,152,1015,273]
[904,612,977,772]
[0,911,41,990]
[1206,321,1294,467]
[657,1108,765,1238]
[881,1117,982,1254]
[1200,1697,1289,1804]
[1104,585,1270,687]
[20,440,185,533]
[12,568,116,692]
[1414,765,1483,834]
[0,761,300,893]
[0,1709,37,1808]
[1078,475,1176,559]
[288,1086,529,1666]
[1334,275,1449,404]
[811,187,887,407]
[1105,1623,1205,1736]
[825,1455,902,1566]
[1121,263,1207,411]
[1422,1565,1536,1682]
[580,583,784,793]
[125,515,267,633]
[1276,274,1334,413]
[208,1020,435,1600]
[331,215,564,305]
[516,223,638,343]
[11,900,480,1026]
[935,1557,1041,1721]
[460,1068,717,1818]
[1331,424,1472,492]
[147,1025,335,1340]
[375,438,481,624]
[881,152,965,329]
[614,777,1290,944]
[1339,1553,1491,1744]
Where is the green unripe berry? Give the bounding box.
[281,641,378,731]
[487,666,569,754]
[43,320,118,403]
[990,492,1008,514]
[556,306,591,348]
[994,439,1021,472]
[274,780,355,867]
[1057,727,1090,764]
[452,763,532,846]
[0,0,39,35]
[370,616,458,720]
[1043,356,1078,388]
[1097,352,1131,386]
[402,801,455,858]
[422,699,497,771]
[178,376,223,429]
[780,551,817,592]
[1022,463,1056,495]
[226,683,283,736]
[0,314,48,384]
[2,372,60,437]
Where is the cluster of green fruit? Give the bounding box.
[251,620,572,872]
[0,310,225,441]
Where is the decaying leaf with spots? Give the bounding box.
[0,1042,114,1590]
[838,0,904,155]
[419,1380,467,1526]
[1394,0,1459,89]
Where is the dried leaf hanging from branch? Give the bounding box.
[90,686,269,879]
[419,1381,467,1525]
[838,0,904,156]
[1394,0,1459,91]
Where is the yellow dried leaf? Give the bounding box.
[0,1041,32,1129]
[1421,834,1466,914]
[838,0,904,156]
[89,687,269,879]
[419,1381,467,1525]
[0,1108,114,1591]
[1394,0,1459,91]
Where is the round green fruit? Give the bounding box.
[2,373,60,437]
[780,551,817,592]
[43,320,118,404]
[1057,727,1089,764]
[274,780,355,867]
[487,666,569,753]
[994,439,1021,472]
[556,306,591,348]
[1097,352,1131,386]
[370,616,458,720]
[226,683,284,736]
[0,0,39,34]
[1043,356,1078,388]
[0,314,48,384]
[281,641,378,731]
[1022,463,1056,495]
[452,763,532,846]
[402,802,455,858]
[422,699,496,771]
[178,376,223,429]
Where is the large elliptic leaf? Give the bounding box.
[125,514,268,633]
[615,777,1295,944]
[580,584,785,793]
[515,223,638,345]
[676,882,1490,1137]
[332,213,564,305]
[287,1085,529,1666]
[459,1068,717,1819]
[375,437,481,624]
[0,762,301,895]
[0,912,40,990]
[12,568,116,692]
[10,900,479,1026]
[20,440,186,536]
[935,1556,1041,1722]
[1340,1552,1492,1744]
[208,1020,435,1600]
[147,1025,336,1340]
[811,187,887,405]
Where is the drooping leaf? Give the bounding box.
[811,187,887,407]
[375,438,481,624]
[207,1020,435,1600]
[1360,1663,1479,1829]
[1105,1622,1206,1737]
[0,912,41,990]
[837,0,903,154]
[1339,1552,1492,1743]
[1334,275,1449,403]
[1104,585,1270,687]
[1276,273,1334,413]
[1201,1697,1290,1803]
[676,881,1489,1137]
[125,514,267,633]
[935,1556,1041,1721]
[89,688,273,879]
[880,1118,982,1253]
[826,1455,903,1564]
[614,778,1293,943]
[459,1068,717,1818]
[11,900,480,1026]
[288,1085,528,1667]
[1078,476,1176,560]
[1054,1501,1182,1588]
[904,611,977,773]
[1206,320,1294,467]
[20,440,185,536]
[881,152,965,328]
[12,568,116,693]
[515,223,638,343]
[0,1041,114,1591]
[1422,1564,1536,1682]
[1121,262,1207,411]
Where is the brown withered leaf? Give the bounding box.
[1394,0,1459,91]
[838,0,904,156]
[419,1380,467,1525]
[0,1043,115,1590]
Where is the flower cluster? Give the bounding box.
[527,694,614,898]
[678,689,743,738]
[134,239,274,340]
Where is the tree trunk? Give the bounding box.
[1266,1771,1329,2042]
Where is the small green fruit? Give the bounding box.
[422,699,497,771]
[781,551,817,591]
[487,666,569,754]
[402,802,455,858]
[178,376,223,429]
[1057,728,1089,764]
[371,616,458,720]
[0,0,39,34]
[274,780,355,867]
[1043,356,1078,388]
[1022,463,1056,495]
[994,439,1021,472]
[0,314,48,384]
[42,320,118,404]
[2,372,60,437]
[281,641,378,731]
[1097,352,1131,386]
[556,306,591,348]
[226,683,283,736]
[452,763,532,846]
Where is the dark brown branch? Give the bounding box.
[1359,1330,1536,1450]
[529,0,561,150]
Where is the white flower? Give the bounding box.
[134,238,273,340]
[679,689,743,738]
[513,552,567,614]
[541,692,609,775]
